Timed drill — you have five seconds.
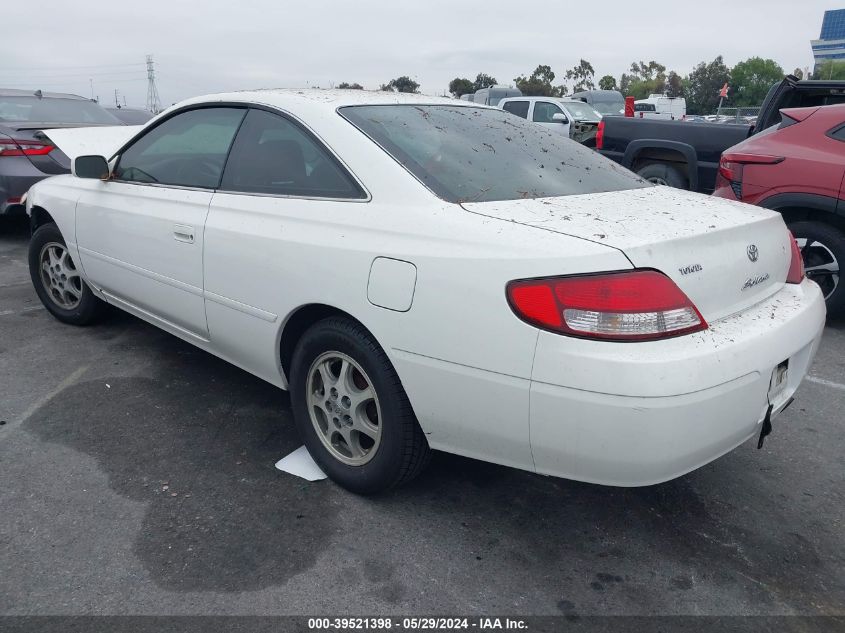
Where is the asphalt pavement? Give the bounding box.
[1,215,843,619]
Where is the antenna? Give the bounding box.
[145,54,162,114]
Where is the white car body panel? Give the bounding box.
[463,186,792,322]
[531,279,824,483]
[75,180,212,338]
[39,125,142,160]
[25,89,827,487]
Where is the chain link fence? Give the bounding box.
[712,106,761,124]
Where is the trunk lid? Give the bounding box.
[39,125,142,161]
[462,186,791,322]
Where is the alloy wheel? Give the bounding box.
[306,351,382,466]
[797,237,840,301]
[39,242,83,310]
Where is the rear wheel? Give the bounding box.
[289,316,430,494]
[788,221,844,315]
[636,162,688,189]
[28,223,104,325]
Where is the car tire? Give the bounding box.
[788,221,844,315]
[28,222,105,325]
[636,162,688,189]
[289,316,430,494]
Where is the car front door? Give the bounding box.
[531,100,570,136]
[75,106,246,339]
[203,107,369,384]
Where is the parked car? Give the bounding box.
[27,90,824,494]
[713,104,845,314]
[570,89,625,116]
[499,96,603,145]
[0,89,122,218]
[471,85,522,106]
[597,76,845,193]
[106,106,154,125]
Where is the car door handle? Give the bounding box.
[173,224,195,244]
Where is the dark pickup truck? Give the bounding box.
[597,76,845,193]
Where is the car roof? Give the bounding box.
[0,88,91,100]
[174,89,482,116]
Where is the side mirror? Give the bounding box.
[552,112,569,124]
[72,155,110,180]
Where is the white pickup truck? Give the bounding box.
[498,96,603,146]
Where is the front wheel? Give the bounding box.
[289,316,430,494]
[28,222,104,325]
[788,221,844,315]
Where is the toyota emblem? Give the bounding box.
[747,244,759,262]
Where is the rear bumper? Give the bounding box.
[529,279,826,486]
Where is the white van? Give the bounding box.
[633,94,687,120]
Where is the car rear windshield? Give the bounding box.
[340,105,647,203]
[0,96,121,125]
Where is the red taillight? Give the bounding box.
[0,139,54,157]
[718,157,743,183]
[786,231,804,284]
[507,270,707,341]
[595,120,605,149]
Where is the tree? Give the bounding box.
[685,55,731,115]
[598,75,617,90]
[565,59,595,92]
[630,61,666,82]
[513,64,560,96]
[337,82,363,90]
[793,68,804,80]
[449,77,475,97]
[619,73,631,94]
[665,71,684,98]
[814,60,845,80]
[381,76,419,93]
[730,57,784,107]
[625,60,667,99]
[473,72,498,91]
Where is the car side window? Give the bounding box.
[502,100,529,119]
[220,108,366,199]
[532,101,564,123]
[114,107,245,188]
[829,124,845,141]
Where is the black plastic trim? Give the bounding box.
[622,139,699,191]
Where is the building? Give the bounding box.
[812,9,845,74]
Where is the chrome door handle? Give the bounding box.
[173,224,195,244]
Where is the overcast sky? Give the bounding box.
[1,0,839,108]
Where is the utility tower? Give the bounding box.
[145,54,162,114]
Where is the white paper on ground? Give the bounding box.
[275,445,327,481]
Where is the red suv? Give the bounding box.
[713,104,845,314]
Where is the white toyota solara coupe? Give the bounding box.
[25,90,826,493]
